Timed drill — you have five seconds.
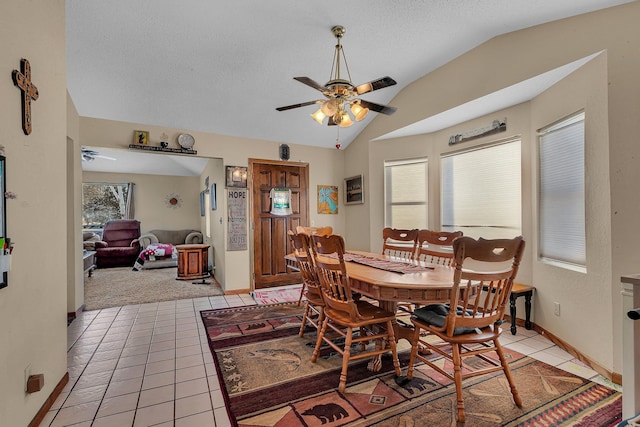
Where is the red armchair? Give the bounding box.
[95,220,141,268]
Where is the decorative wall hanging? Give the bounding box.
[449,118,507,145]
[344,174,364,205]
[279,144,290,161]
[227,189,247,251]
[12,58,39,135]
[270,188,292,216]
[134,130,149,145]
[317,185,338,214]
[225,166,248,188]
[164,193,182,209]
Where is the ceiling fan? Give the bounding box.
[276,25,397,130]
[81,147,116,162]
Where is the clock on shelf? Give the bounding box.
[177,133,195,150]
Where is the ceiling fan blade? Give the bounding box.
[276,100,319,111]
[293,77,328,93]
[355,76,397,95]
[359,99,397,115]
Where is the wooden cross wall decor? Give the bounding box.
[12,58,39,135]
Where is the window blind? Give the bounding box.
[441,140,521,239]
[539,112,585,266]
[384,158,427,229]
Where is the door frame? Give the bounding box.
[248,158,310,289]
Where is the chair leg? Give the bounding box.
[311,317,328,363]
[452,343,466,423]
[297,283,306,306]
[386,320,401,376]
[299,302,311,337]
[406,325,422,380]
[495,339,522,407]
[339,327,353,393]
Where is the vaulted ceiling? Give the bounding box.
[67,0,633,151]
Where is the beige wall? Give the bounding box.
[346,3,640,374]
[78,117,346,292]
[83,171,201,233]
[199,159,226,285]
[0,1,67,425]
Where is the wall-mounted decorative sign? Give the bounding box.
[12,58,39,135]
[226,166,248,188]
[227,189,247,251]
[270,188,292,216]
[134,130,149,145]
[344,174,364,205]
[448,118,507,145]
[318,185,338,214]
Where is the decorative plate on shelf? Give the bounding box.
[177,133,195,149]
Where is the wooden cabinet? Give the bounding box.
[176,244,210,281]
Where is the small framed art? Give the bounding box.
[134,130,149,145]
[226,166,248,188]
[344,174,364,205]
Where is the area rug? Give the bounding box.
[84,266,224,310]
[201,304,622,427]
[252,284,304,305]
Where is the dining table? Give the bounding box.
[286,249,461,371]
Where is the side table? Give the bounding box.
[83,250,96,277]
[176,244,210,283]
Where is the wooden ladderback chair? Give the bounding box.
[287,231,324,337]
[381,227,419,260]
[415,229,463,266]
[295,225,333,236]
[406,236,526,423]
[310,234,401,392]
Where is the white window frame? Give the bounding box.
[383,158,428,230]
[537,111,586,271]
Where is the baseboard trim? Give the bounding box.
[224,288,251,295]
[28,371,69,427]
[507,317,621,385]
[67,304,85,321]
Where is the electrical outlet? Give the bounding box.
[24,364,31,392]
[554,302,561,316]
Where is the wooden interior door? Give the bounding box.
[250,159,308,289]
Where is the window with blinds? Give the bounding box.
[384,158,428,229]
[441,140,521,239]
[538,112,585,267]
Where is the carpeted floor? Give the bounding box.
[84,266,224,311]
[201,303,622,427]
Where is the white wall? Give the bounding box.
[346,3,640,375]
[0,1,67,425]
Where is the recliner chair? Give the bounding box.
[95,220,141,268]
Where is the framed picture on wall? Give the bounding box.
[133,130,149,145]
[226,166,248,188]
[344,174,364,205]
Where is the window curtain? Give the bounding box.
[125,182,135,219]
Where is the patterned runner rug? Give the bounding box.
[201,304,622,427]
[252,284,304,304]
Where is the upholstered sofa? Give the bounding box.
[95,220,141,268]
[134,229,203,270]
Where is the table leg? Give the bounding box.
[510,294,517,335]
[365,300,417,372]
[524,293,532,330]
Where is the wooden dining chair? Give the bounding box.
[415,229,463,266]
[295,225,333,236]
[310,234,401,393]
[287,231,325,337]
[381,227,419,260]
[292,226,333,306]
[406,235,525,423]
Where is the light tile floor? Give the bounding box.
[41,293,620,426]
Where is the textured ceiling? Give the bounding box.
[67,0,633,151]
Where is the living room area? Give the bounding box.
[80,148,227,311]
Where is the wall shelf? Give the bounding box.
[128,144,197,155]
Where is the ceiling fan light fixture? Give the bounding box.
[350,101,369,121]
[321,99,338,116]
[310,108,326,124]
[336,110,353,128]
